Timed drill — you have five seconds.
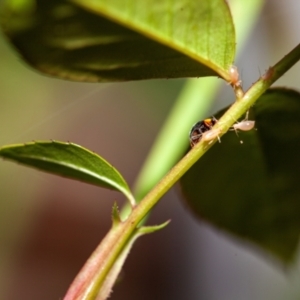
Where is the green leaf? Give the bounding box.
[180,88,300,264]
[0,141,135,204]
[1,0,235,82]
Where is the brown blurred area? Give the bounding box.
[1,1,300,299]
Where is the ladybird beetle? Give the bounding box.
[189,117,218,147]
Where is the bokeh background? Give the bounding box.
[0,0,300,299]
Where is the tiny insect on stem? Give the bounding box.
[228,65,241,87]
[201,128,222,144]
[231,115,255,144]
[233,120,255,131]
[230,110,255,133]
[228,65,244,99]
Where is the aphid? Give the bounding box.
[189,117,218,147]
[228,65,242,88]
[202,127,222,144]
[231,115,255,144]
[233,120,255,132]
[228,65,244,99]
[231,110,255,132]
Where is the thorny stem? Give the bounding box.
[63,43,300,300]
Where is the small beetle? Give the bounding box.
[189,117,218,147]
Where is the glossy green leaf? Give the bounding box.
[0,141,135,203]
[180,88,300,264]
[0,0,235,82]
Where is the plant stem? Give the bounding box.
[63,43,300,300]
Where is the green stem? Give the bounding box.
[63,43,300,300]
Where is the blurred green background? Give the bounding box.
[0,1,300,299]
